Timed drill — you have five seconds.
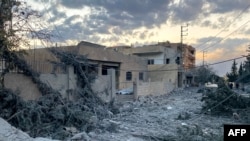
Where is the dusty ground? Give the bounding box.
[1,87,247,141]
[86,87,246,141]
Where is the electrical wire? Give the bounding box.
[29,52,246,73]
[189,91,236,122]
[27,1,249,74]
[200,20,250,52]
[195,3,250,51]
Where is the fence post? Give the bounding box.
[133,77,139,100]
[108,69,116,102]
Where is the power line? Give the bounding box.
[207,56,245,66]
[144,56,246,73]
[189,71,247,122]
[39,54,245,73]
[195,3,250,51]
[189,91,235,122]
[200,20,250,52]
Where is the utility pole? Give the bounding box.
[179,24,188,87]
[180,24,188,70]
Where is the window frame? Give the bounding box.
[139,72,144,80]
[147,59,154,65]
[126,71,132,81]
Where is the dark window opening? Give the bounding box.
[102,65,108,75]
[175,57,180,64]
[166,58,170,64]
[102,65,118,75]
[126,71,132,81]
[101,65,119,88]
[139,72,143,80]
[148,59,154,65]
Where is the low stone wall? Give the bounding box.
[90,69,116,103]
[4,68,115,103]
[4,73,42,100]
[136,81,175,97]
[40,73,77,100]
[92,75,113,103]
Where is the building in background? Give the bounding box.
[108,41,196,87]
[22,41,148,90]
[3,41,148,102]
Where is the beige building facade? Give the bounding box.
[23,41,148,90]
[109,41,196,87]
[2,41,183,101]
[3,41,148,101]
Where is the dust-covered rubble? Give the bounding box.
[1,87,246,141]
[87,87,245,141]
[0,118,59,141]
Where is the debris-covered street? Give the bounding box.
[86,87,244,141]
[1,0,250,141]
[0,87,248,141]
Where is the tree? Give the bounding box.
[243,45,250,74]
[239,62,243,76]
[194,65,216,85]
[0,0,50,87]
[226,59,238,82]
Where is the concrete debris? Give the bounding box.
[70,132,90,141]
[181,122,188,126]
[1,87,247,140]
[63,127,79,135]
[99,119,121,133]
[176,111,191,120]
[87,87,244,140]
[205,82,218,88]
[167,106,173,110]
[0,118,59,141]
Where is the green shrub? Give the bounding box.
[201,83,250,116]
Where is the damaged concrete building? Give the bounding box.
[2,41,148,102]
[108,41,196,87]
[2,41,194,102]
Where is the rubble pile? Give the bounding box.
[1,53,249,141]
[0,117,58,141]
[0,49,117,140]
[201,83,250,118]
[0,87,248,140]
[83,87,242,141]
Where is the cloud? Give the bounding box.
[200,16,235,29]
[244,28,250,35]
[195,37,223,50]
[59,0,88,9]
[207,0,250,13]
[39,5,66,23]
[40,0,173,44]
[59,0,171,29]
[30,0,250,48]
[170,0,205,23]
[196,38,250,61]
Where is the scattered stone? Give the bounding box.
[0,118,58,141]
[100,119,121,132]
[181,122,188,126]
[176,111,191,120]
[167,106,173,110]
[71,132,90,141]
[63,126,79,134]
[1,87,243,140]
